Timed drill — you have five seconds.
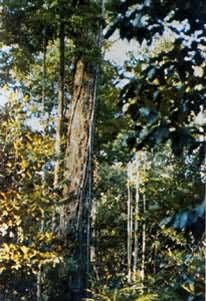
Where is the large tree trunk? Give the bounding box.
[60,58,97,300]
[59,1,103,298]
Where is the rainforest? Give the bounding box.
[0,1,205,300]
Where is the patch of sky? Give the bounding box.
[0,89,9,107]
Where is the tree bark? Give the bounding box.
[140,194,146,288]
[133,155,140,282]
[127,179,132,283]
[42,27,47,112]
[59,1,103,298]
[60,57,97,300]
[133,185,139,281]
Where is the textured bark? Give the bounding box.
[59,1,103,298]
[140,194,146,287]
[60,58,98,300]
[61,59,95,229]
[127,180,132,283]
[133,156,140,282]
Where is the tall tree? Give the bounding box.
[59,1,104,299]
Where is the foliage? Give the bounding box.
[106,0,206,157]
[0,94,62,299]
[92,141,205,301]
[86,286,158,301]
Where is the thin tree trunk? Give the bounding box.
[90,196,99,281]
[53,21,65,232]
[89,0,104,285]
[153,243,157,274]
[130,190,134,277]
[37,267,41,301]
[127,179,132,283]
[133,155,140,282]
[141,194,146,287]
[36,208,45,300]
[42,28,46,112]
[37,31,47,300]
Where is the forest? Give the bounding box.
[0,1,205,300]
